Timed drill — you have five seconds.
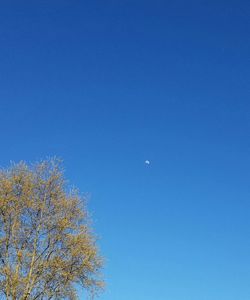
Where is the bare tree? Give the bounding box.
[0,159,103,299]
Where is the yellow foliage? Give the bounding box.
[0,159,104,300]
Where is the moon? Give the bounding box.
[145,160,150,165]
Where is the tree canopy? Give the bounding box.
[0,159,103,299]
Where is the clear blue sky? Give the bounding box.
[1,1,250,299]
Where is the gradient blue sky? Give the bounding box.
[1,1,250,299]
